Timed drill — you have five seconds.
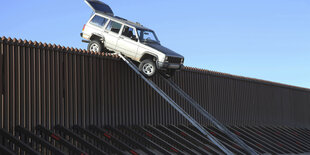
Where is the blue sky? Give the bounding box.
[1,0,309,88]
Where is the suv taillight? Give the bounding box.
[82,24,85,31]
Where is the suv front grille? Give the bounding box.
[167,57,182,64]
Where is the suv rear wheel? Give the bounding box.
[139,59,156,78]
[88,40,103,53]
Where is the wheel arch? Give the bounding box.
[139,52,158,62]
[90,34,105,43]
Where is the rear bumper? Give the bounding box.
[157,62,183,70]
[80,33,90,43]
[82,40,90,43]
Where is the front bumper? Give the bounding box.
[157,61,183,70]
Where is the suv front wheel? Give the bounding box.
[88,40,103,53]
[139,59,157,78]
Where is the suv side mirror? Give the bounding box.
[131,36,138,42]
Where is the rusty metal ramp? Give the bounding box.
[118,53,257,154]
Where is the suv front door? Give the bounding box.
[104,20,122,50]
[116,25,139,59]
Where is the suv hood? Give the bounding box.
[145,43,183,58]
[85,0,114,16]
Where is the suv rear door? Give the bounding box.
[104,20,123,50]
[84,0,114,16]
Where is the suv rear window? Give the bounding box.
[90,15,108,27]
[106,21,122,34]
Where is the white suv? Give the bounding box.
[81,0,184,77]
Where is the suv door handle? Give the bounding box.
[104,31,109,34]
[119,36,124,39]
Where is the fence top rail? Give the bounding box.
[1,36,309,93]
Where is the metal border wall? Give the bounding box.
[1,37,310,132]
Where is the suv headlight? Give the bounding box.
[181,58,184,64]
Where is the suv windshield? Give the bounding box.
[137,29,159,43]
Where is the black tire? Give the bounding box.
[87,40,103,53]
[139,59,157,78]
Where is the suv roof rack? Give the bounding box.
[114,16,127,21]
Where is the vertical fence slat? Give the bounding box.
[15,41,21,130]
[54,46,60,127]
[50,46,55,129]
[76,51,82,126]
[0,38,4,129]
[40,45,46,128]
[35,43,41,128]
[81,51,86,127]
[85,53,90,126]
[64,51,69,128]
[30,42,36,130]
[59,48,64,127]
[19,41,25,128]
[3,39,10,131]
[99,54,104,126]
[68,50,73,127]
[89,53,94,125]
[9,40,16,133]
[25,41,30,130]
[73,51,78,126]
[45,45,51,128]
[0,38,3,129]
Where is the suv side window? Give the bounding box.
[90,15,108,27]
[122,26,137,41]
[106,20,122,34]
